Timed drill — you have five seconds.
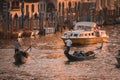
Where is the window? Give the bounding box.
[89,33,91,36]
[85,34,87,36]
[32,4,34,12]
[59,3,61,12]
[62,2,64,16]
[75,2,77,11]
[68,2,71,9]
[11,1,20,9]
[44,3,46,11]
[70,33,73,36]
[41,4,42,11]
[64,33,67,36]
[74,34,78,37]
[38,4,40,12]
[92,33,94,36]
[78,2,80,10]
[80,34,83,36]
[26,5,29,13]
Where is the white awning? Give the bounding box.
[74,22,96,30]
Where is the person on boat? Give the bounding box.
[73,51,78,57]
[78,51,84,57]
[65,37,72,53]
[14,39,21,53]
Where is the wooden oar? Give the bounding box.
[24,45,32,52]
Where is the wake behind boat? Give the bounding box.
[61,21,109,45]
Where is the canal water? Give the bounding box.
[0,25,120,80]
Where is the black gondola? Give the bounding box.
[14,46,31,66]
[64,50,96,62]
[14,51,29,65]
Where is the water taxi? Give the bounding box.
[61,22,109,45]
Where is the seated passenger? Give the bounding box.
[73,51,78,57]
[78,51,84,58]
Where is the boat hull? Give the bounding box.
[62,37,109,45]
[64,50,95,61]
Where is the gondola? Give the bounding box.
[14,51,29,65]
[64,50,96,62]
[14,46,31,66]
[64,42,104,62]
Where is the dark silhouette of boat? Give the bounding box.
[64,42,104,62]
[14,51,29,65]
[14,46,31,66]
[64,50,96,62]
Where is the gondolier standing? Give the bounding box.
[14,39,21,53]
[65,37,72,53]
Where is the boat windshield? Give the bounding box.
[74,34,78,37]
[74,22,96,30]
[64,33,67,36]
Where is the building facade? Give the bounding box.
[0,0,120,32]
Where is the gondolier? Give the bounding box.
[65,37,72,53]
[14,39,21,53]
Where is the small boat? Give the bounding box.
[64,50,96,62]
[14,46,31,66]
[14,51,29,65]
[61,21,109,45]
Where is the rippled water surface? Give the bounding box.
[0,25,120,80]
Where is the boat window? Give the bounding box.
[80,34,83,36]
[64,33,67,36]
[89,33,91,36]
[92,33,94,36]
[80,26,83,30]
[74,34,78,37]
[70,33,73,36]
[80,34,82,36]
[85,34,87,36]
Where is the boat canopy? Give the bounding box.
[74,22,97,30]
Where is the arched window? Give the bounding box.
[14,13,18,19]
[34,13,38,19]
[78,2,80,10]
[62,2,64,9]
[75,2,77,11]
[47,3,55,12]
[62,2,64,15]
[68,1,71,12]
[32,4,34,12]
[26,5,29,13]
[44,3,46,11]
[59,2,61,12]
[68,2,71,10]
[11,1,20,9]
[41,4,43,11]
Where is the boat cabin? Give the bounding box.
[63,30,107,38]
[74,22,97,31]
[61,21,109,44]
